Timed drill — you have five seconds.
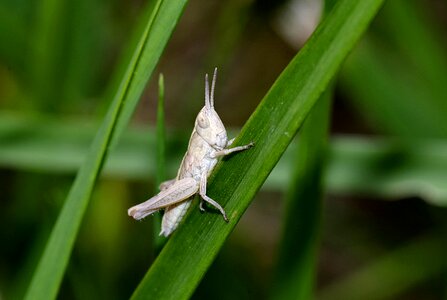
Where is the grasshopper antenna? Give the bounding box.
[205,73,211,109]
[210,67,217,108]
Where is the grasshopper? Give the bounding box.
[128,68,253,236]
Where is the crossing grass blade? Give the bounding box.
[270,2,335,298]
[131,0,385,298]
[24,1,188,299]
[2,112,447,205]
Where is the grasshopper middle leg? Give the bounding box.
[199,170,229,222]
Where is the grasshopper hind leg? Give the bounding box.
[128,177,198,220]
[159,178,176,191]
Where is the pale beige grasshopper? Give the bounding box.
[128,68,253,236]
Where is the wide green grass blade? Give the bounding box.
[131,0,385,298]
[24,1,188,299]
[326,136,447,206]
[272,89,331,300]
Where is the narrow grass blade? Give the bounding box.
[156,74,167,190]
[24,1,188,299]
[272,89,331,300]
[110,1,188,147]
[131,0,385,298]
[153,73,167,250]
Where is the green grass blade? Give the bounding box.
[272,89,331,300]
[156,73,167,189]
[110,1,188,147]
[24,1,188,299]
[131,0,384,298]
[153,73,167,250]
[326,137,447,205]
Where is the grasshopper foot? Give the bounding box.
[199,194,229,222]
[199,200,206,212]
[222,213,229,222]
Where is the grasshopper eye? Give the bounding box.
[197,116,209,128]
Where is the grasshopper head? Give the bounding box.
[195,68,228,149]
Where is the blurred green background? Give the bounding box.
[1,0,447,299]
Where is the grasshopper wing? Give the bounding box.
[128,177,198,220]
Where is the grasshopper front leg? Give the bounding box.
[128,177,198,220]
[211,141,254,158]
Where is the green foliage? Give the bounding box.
[0,0,446,299]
